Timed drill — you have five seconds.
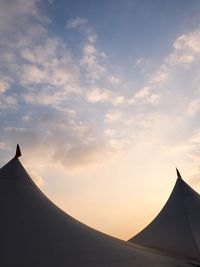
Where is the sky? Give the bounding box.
[1,0,200,240]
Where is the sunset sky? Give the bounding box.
[1,0,200,240]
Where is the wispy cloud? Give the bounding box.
[108,75,121,85]
[104,111,122,123]
[80,43,107,80]
[66,17,87,29]
[85,87,125,105]
[0,75,13,93]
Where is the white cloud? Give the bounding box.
[66,17,87,29]
[108,138,127,150]
[163,29,200,67]
[0,1,80,111]
[22,115,32,122]
[20,64,46,84]
[18,37,79,87]
[148,94,160,105]
[0,75,13,93]
[86,87,112,103]
[0,95,18,111]
[150,65,169,85]
[104,111,122,123]
[104,128,116,136]
[19,37,64,65]
[24,90,63,106]
[129,86,160,106]
[173,31,200,54]
[80,43,107,80]
[66,17,106,81]
[166,53,194,65]
[83,44,96,55]
[0,0,39,32]
[108,75,121,85]
[85,87,125,105]
[66,16,95,37]
[87,34,97,43]
[113,96,125,105]
[134,86,150,99]
[187,98,200,117]
[128,29,200,113]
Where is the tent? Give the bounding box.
[0,146,195,266]
[129,169,200,262]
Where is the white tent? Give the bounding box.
[129,169,200,262]
[0,146,196,266]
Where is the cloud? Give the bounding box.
[24,89,65,106]
[66,17,107,81]
[187,98,200,117]
[85,87,125,105]
[128,28,200,115]
[163,29,200,67]
[80,44,107,80]
[170,129,200,185]
[0,95,18,111]
[0,0,49,54]
[150,65,169,84]
[87,34,97,43]
[104,111,122,123]
[173,30,200,54]
[128,86,160,106]
[108,75,121,85]
[134,86,150,99]
[66,16,95,36]
[83,44,96,55]
[66,17,87,29]
[0,1,49,99]
[0,5,80,109]
[0,0,39,33]
[2,1,200,178]
[0,2,122,174]
[53,141,114,172]
[18,37,79,87]
[3,117,117,174]
[0,75,13,93]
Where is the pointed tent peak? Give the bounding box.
[176,167,182,179]
[0,148,34,186]
[14,144,22,159]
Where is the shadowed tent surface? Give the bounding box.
[0,146,196,267]
[129,169,200,262]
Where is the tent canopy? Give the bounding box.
[0,146,196,266]
[129,169,200,261]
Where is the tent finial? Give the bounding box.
[14,144,22,159]
[176,168,182,179]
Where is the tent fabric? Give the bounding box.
[129,176,200,261]
[0,149,198,266]
[0,156,188,267]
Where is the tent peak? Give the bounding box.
[176,167,182,179]
[14,144,22,159]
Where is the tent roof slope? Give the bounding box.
[0,157,35,186]
[0,148,190,267]
[129,171,200,261]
